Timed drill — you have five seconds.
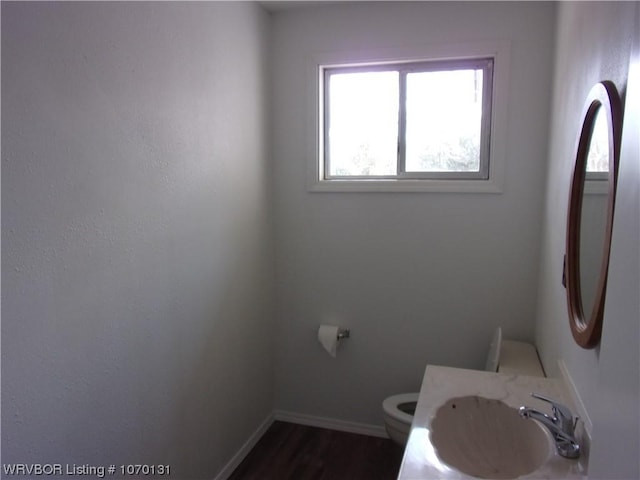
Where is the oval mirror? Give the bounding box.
[565,81,622,349]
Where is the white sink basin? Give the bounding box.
[430,395,552,479]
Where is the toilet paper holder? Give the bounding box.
[337,328,350,340]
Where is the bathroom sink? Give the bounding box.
[430,395,552,479]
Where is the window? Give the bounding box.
[322,58,493,182]
[309,42,510,193]
[585,106,609,180]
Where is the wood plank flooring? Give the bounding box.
[228,421,404,480]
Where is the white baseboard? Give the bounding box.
[273,409,388,438]
[214,412,275,480]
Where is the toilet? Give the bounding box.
[382,328,544,446]
[382,393,419,446]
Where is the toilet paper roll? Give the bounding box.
[318,325,340,358]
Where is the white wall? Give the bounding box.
[6,2,636,478]
[271,1,556,426]
[534,2,639,478]
[1,2,275,478]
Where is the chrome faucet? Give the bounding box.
[519,393,581,459]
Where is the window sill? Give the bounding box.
[307,178,504,193]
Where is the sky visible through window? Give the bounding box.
[405,69,482,173]
[329,71,399,176]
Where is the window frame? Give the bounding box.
[308,41,511,193]
[322,57,494,182]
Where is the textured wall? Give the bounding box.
[534,2,639,478]
[1,3,274,478]
[270,1,556,426]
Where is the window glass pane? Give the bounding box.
[405,69,483,172]
[586,107,609,173]
[327,71,399,176]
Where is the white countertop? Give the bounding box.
[398,365,589,479]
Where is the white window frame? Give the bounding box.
[307,41,511,193]
[323,58,493,181]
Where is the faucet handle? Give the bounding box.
[530,393,576,431]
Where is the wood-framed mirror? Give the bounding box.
[565,81,622,349]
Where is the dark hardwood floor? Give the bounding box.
[228,421,404,480]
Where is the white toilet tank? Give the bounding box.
[382,329,545,446]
